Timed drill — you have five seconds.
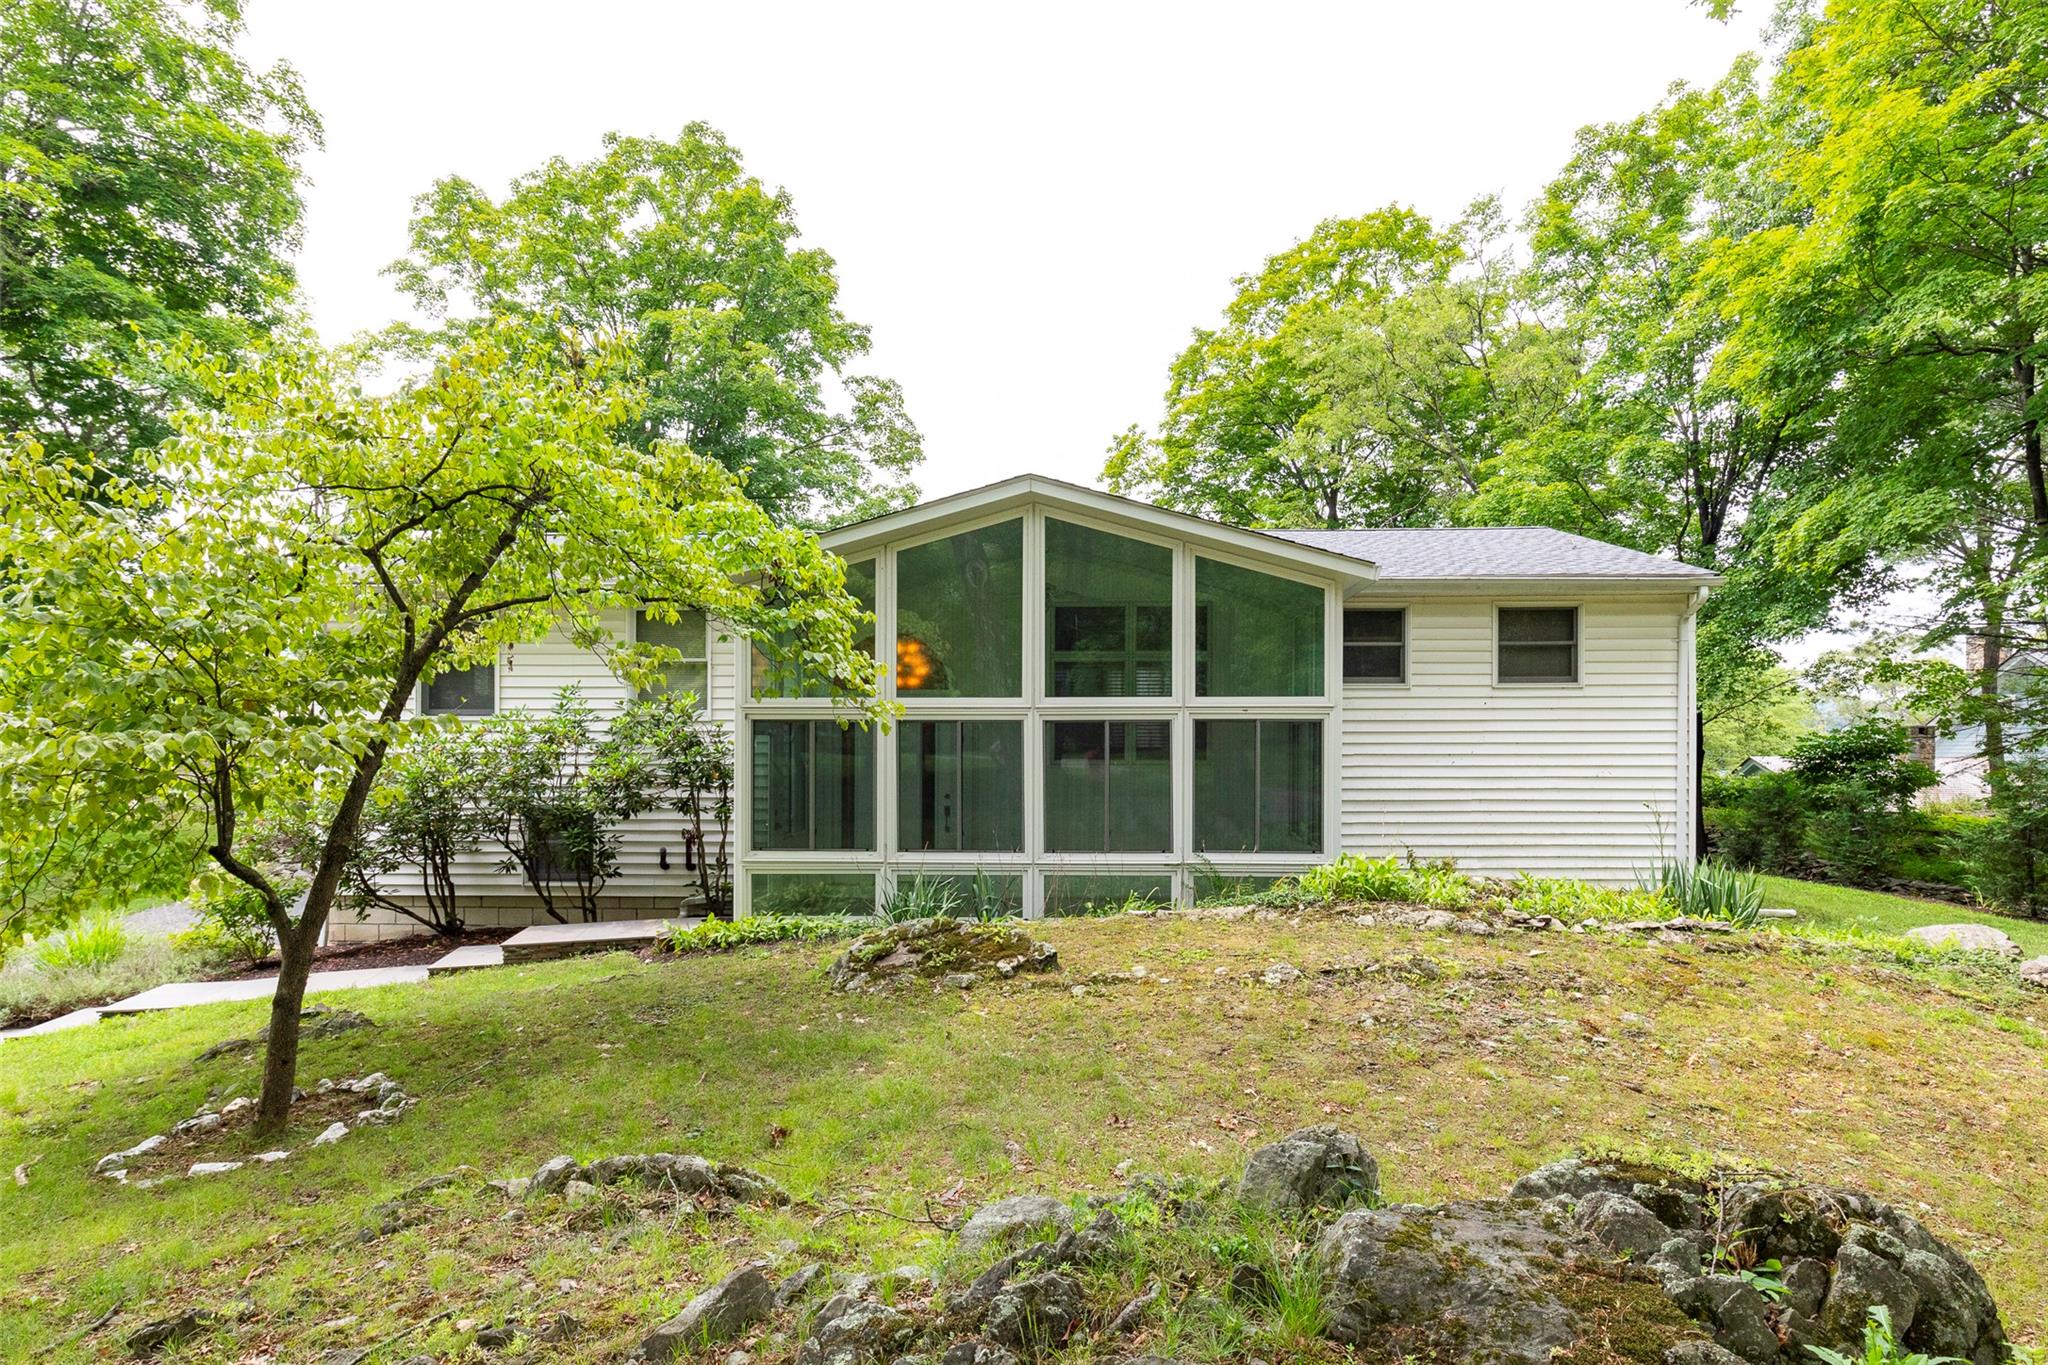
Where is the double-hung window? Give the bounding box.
[1497,607,1578,683]
[636,609,709,703]
[1342,608,1405,683]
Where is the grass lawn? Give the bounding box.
[1762,875,2048,956]
[1,911,2044,1361]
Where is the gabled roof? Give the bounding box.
[821,475,1720,587]
[820,474,1381,588]
[1267,526,1719,584]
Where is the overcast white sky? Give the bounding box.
[242,1,1776,503]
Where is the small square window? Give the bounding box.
[1497,607,1578,683]
[1343,609,1405,683]
[422,661,495,715]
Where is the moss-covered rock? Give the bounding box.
[828,918,1058,991]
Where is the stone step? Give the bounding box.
[499,917,699,964]
[427,944,505,975]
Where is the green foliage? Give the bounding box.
[1503,874,1667,921]
[181,871,291,964]
[608,691,736,914]
[1793,721,1938,884]
[878,874,962,925]
[1297,854,1472,908]
[662,914,871,954]
[1704,771,1809,873]
[1806,1305,1966,1365]
[31,912,129,972]
[1651,860,1764,928]
[389,125,920,526]
[1954,760,2048,919]
[341,725,487,937]
[0,321,883,1121]
[0,0,318,476]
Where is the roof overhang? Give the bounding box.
[821,474,1380,590]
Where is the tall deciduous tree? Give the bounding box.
[0,322,883,1133]
[0,0,318,473]
[387,125,920,527]
[1714,0,2048,776]
[1104,207,1470,527]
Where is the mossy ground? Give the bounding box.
[2,907,2044,1360]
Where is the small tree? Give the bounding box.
[1790,720,1936,883]
[339,725,487,937]
[609,691,736,914]
[0,322,883,1134]
[468,688,647,923]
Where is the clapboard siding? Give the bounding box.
[1334,595,1690,884]
[337,612,738,941]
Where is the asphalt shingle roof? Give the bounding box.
[1266,526,1718,581]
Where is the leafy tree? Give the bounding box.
[0,0,318,474]
[1104,206,1471,527]
[0,321,883,1133]
[1714,0,2048,780]
[388,125,919,526]
[608,690,736,913]
[1702,662,1816,773]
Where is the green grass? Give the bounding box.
[1,913,2045,1360]
[1762,875,2048,956]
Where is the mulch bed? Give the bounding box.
[210,927,517,981]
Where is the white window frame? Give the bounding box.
[1341,605,1408,686]
[633,606,711,701]
[733,503,1343,918]
[1494,603,1582,687]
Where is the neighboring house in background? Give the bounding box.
[1737,755,1793,777]
[1925,638,2043,806]
[342,475,1719,940]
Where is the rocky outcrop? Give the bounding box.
[1235,1124,1379,1217]
[828,919,1058,992]
[520,1151,788,1206]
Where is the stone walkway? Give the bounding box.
[501,916,695,963]
[0,966,430,1041]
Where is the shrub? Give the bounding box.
[1503,874,1666,920]
[178,873,288,964]
[662,914,871,954]
[1705,771,1809,872]
[1791,720,1936,883]
[1652,859,1764,928]
[342,724,488,937]
[879,874,961,924]
[608,692,735,914]
[1297,854,1471,908]
[1953,759,2048,917]
[33,911,128,970]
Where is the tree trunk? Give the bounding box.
[255,922,318,1133]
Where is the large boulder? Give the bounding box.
[1903,923,2022,958]
[1316,1200,1696,1363]
[1237,1126,1379,1217]
[828,919,1057,992]
[634,1266,774,1360]
[955,1195,1074,1256]
[2019,956,2048,989]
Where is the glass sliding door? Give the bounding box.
[1193,718,1321,853]
[896,719,1024,851]
[1043,719,1171,852]
[751,719,875,851]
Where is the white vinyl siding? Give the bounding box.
[1335,594,1689,884]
